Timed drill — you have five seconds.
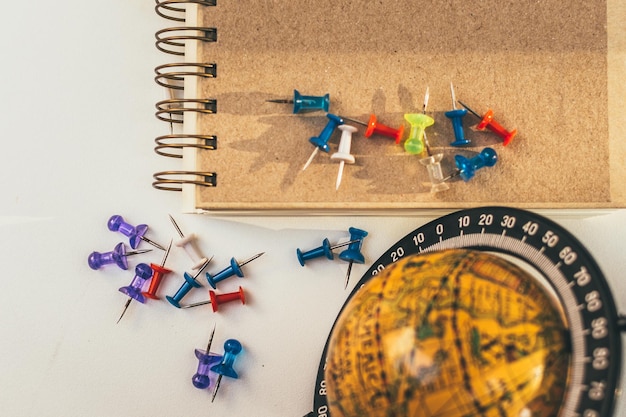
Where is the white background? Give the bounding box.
[0,2,625,416]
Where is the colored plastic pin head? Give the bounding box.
[342,114,405,143]
[210,339,243,402]
[458,101,517,146]
[192,324,222,390]
[403,113,434,155]
[339,227,367,265]
[181,286,246,311]
[88,242,151,270]
[446,83,470,146]
[302,114,345,171]
[169,215,208,270]
[166,258,211,308]
[107,215,166,251]
[331,124,357,190]
[119,263,154,304]
[454,147,498,181]
[142,240,173,300]
[267,89,330,114]
[419,153,450,193]
[206,253,264,289]
[296,237,360,266]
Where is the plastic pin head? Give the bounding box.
[210,339,243,402]
[454,147,498,181]
[142,239,173,300]
[181,286,246,311]
[206,253,264,289]
[166,258,211,308]
[88,242,151,270]
[331,124,357,190]
[107,215,166,250]
[403,113,434,155]
[302,114,345,171]
[458,101,517,145]
[192,324,222,390]
[339,227,368,289]
[446,83,469,146]
[419,153,450,193]
[117,263,154,323]
[267,89,330,114]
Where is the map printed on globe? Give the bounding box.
[325,249,570,417]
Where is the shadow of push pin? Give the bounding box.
[458,101,517,146]
[169,215,208,270]
[210,339,243,402]
[339,227,368,289]
[166,258,212,308]
[443,147,498,182]
[192,324,223,390]
[446,83,470,147]
[302,113,344,171]
[266,89,330,114]
[181,286,246,312]
[296,237,360,266]
[419,153,450,193]
[331,124,357,190]
[142,239,173,300]
[108,215,166,251]
[117,263,154,323]
[88,242,151,270]
[206,253,264,289]
[340,114,405,144]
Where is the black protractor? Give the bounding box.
[308,206,624,417]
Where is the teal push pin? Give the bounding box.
[296,237,359,266]
[166,258,211,308]
[206,252,264,289]
[210,339,243,402]
[339,227,368,289]
[443,147,498,182]
[267,89,330,114]
[446,83,470,146]
[302,114,344,171]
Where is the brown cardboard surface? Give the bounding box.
[185,0,624,212]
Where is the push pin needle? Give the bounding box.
[422,87,432,156]
[169,214,184,238]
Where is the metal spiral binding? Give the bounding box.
[153,0,218,191]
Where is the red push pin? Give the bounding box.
[181,286,246,312]
[142,239,173,300]
[458,101,517,146]
[341,114,405,144]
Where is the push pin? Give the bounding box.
[107,215,166,251]
[169,214,208,270]
[166,258,211,308]
[340,114,405,143]
[206,252,264,289]
[458,101,517,145]
[266,89,330,114]
[117,263,154,323]
[302,113,344,171]
[443,147,498,182]
[331,124,357,190]
[419,153,450,193]
[296,238,359,266]
[88,242,151,270]
[142,239,173,300]
[446,83,470,146]
[210,339,243,402]
[181,286,246,311]
[404,88,434,155]
[339,227,368,289]
[192,324,222,390]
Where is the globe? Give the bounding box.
[325,249,570,417]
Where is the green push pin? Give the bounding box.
[403,113,434,155]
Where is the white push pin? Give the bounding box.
[169,215,209,270]
[331,124,357,190]
[419,153,449,193]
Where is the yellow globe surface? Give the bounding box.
[325,249,570,417]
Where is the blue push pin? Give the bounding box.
[296,237,360,266]
[210,339,243,402]
[166,258,211,308]
[446,147,498,182]
[446,83,470,147]
[267,89,330,114]
[117,263,153,323]
[88,242,151,270]
[192,324,223,390]
[339,227,368,289]
[302,113,344,171]
[206,252,264,289]
[107,215,166,251]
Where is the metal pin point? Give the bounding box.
[422,87,432,156]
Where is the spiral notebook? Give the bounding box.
[152,0,626,214]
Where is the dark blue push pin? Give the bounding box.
[339,227,368,289]
[117,263,153,323]
[296,237,360,266]
[267,89,330,114]
[447,147,498,182]
[302,114,344,171]
[210,339,243,402]
[166,258,211,308]
[192,324,223,390]
[107,215,166,251]
[88,242,151,270]
[446,83,470,146]
[206,252,264,289]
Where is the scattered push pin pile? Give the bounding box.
[269,83,516,192]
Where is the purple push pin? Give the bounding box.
[192,324,223,390]
[88,242,151,270]
[107,215,166,251]
[117,263,153,323]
